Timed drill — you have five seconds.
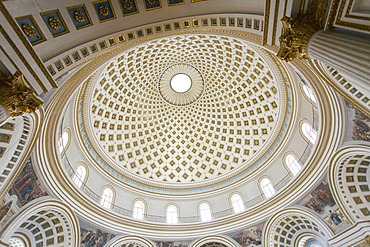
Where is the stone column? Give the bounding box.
[307,30,370,87]
[0,71,43,125]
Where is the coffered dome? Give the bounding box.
[80,34,289,188]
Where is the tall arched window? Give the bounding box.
[58,129,70,154]
[199,202,212,222]
[260,178,275,198]
[231,194,245,213]
[285,154,302,176]
[302,84,317,104]
[166,205,178,224]
[302,122,317,144]
[72,165,87,188]
[100,187,114,209]
[133,200,145,220]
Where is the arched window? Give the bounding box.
[285,154,302,176]
[231,194,245,213]
[260,178,275,198]
[166,205,178,224]
[133,200,145,220]
[199,202,212,222]
[302,122,317,144]
[58,129,70,154]
[100,187,114,209]
[72,165,86,188]
[302,84,317,104]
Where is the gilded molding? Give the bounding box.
[271,0,280,46]
[0,2,57,90]
[263,0,271,45]
[325,0,340,30]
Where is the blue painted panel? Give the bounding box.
[92,0,116,22]
[119,0,139,15]
[41,10,69,37]
[16,16,46,45]
[67,5,92,30]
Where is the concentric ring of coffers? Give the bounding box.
[80,34,290,190]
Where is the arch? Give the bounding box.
[0,109,44,200]
[72,162,88,188]
[100,186,115,209]
[166,204,179,224]
[133,199,146,220]
[328,142,370,224]
[199,202,212,222]
[0,198,80,246]
[263,206,333,247]
[300,121,317,145]
[284,152,302,176]
[259,177,275,198]
[230,193,245,214]
[300,82,317,104]
[105,235,155,247]
[58,128,71,155]
[190,235,240,247]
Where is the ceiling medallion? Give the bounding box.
[158,63,205,106]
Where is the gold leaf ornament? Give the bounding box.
[74,11,86,23]
[99,5,110,16]
[148,0,157,5]
[21,23,36,38]
[48,17,61,30]
[124,0,134,10]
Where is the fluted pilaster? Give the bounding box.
[307,30,370,87]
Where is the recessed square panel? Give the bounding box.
[168,0,185,6]
[92,0,116,22]
[67,4,93,30]
[118,0,139,16]
[143,0,161,11]
[40,9,69,37]
[16,15,46,45]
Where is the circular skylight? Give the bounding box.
[170,74,192,93]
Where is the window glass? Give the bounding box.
[167,205,178,224]
[58,130,70,154]
[199,203,212,222]
[133,201,145,220]
[231,194,245,213]
[302,84,317,103]
[302,122,317,144]
[100,188,114,209]
[261,178,275,198]
[286,154,302,176]
[72,165,86,188]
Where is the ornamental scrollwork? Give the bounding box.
[48,17,61,30]
[99,5,110,16]
[276,0,327,62]
[21,23,36,38]
[0,71,43,123]
[148,0,157,5]
[74,11,86,23]
[124,0,134,10]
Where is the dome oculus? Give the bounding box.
[158,63,205,106]
[170,74,192,93]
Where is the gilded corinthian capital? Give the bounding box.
[277,0,327,62]
[0,71,43,123]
